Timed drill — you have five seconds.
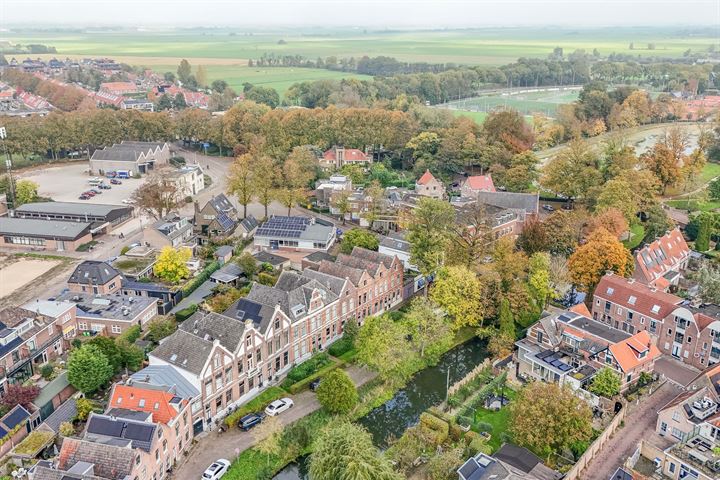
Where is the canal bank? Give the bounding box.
[273,336,489,479]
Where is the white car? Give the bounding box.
[264,398,294,416]
[201,459,230,480]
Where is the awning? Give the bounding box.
[90,221,110,234]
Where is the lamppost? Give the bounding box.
[0,126,15,209]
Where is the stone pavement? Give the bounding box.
[580,381,681,480]
[172,365,376,479]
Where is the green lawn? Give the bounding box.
[446,89,580,116]
[623,224,646,250]
[665,199,720,212]
[700,162,720,183]
[450,110,488,124]
[471,388,517,452]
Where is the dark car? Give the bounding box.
[238,413,264,431]
[309,378,322,391]
[542,204,555,212]
[562,202,573,211]
[110,179,122,185]
[98,184,111,190]
[78,194,90,200]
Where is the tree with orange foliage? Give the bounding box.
[587,208,629,239]
[568,227,634,293]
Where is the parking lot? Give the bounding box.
[19,163,145,205]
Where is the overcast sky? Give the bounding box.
[2,0,719,27]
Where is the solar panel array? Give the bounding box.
[216,212,235,232]
[87,416,125,437]
[256,216,311,239]
[124,422,154,443]
[536,349,573,372]
[3,407,29,429]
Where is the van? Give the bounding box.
[116,170,131,179]
[88,177,102,186]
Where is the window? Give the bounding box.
[216,397,222,409]
[162,439,167,452]
[671,427,683,439]
[672,411,680,422]
[669,463,676,473]
[153,402,160,410]
[537,331,544,344]
[660,422,667,433]
[226,390,232,404]
[138,399,146,407]
[274,319,280,330]
[111,325,121,334]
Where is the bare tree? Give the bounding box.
[131,168,182,220]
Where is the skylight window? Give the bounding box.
[139,399,146,407]
[651,305,660,314]
[606,287,614,295]
[628,296,636,305]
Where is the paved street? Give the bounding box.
[580,381,680,480]
[173,365,377,479]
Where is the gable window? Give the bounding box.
[537,331,544,344]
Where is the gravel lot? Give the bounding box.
[19,163,144,205]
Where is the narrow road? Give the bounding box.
[173,365,377,479]
[579,381,680,480]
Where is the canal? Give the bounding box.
[273,336,488,479]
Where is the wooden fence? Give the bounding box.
[447,359,491,397]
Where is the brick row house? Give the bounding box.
[592,273,720,370]
[145,247,403,432]
[633,228,691,291]
[515,309,661,393]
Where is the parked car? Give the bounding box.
[91,188,103,194]
[264,398,294,416]
[121,198,132,204]
[98,184,111,190]
[106,172,116,178]
[237,413,264,431]
[201,459,230,480]
[562,202,573,210]
[309,378,322,391]
[110,179,122,185]
[542,204,555,212]
[83,191,96,197]
[127,242,141,249]
[78,194,90,200]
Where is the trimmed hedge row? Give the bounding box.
[284,359,343,395]
[281,353,332,389]
[224,386,286,427]
[183,261,220,296]
[175,304,198,322]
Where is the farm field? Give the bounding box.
[5,27,717,95]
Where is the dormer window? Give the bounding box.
[292,305,306,317]
[139,399,146,407]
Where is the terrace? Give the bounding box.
[668,434,720,479]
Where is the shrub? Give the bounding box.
[118,325,142,344]
[316,369,358,415]
[75,398,93,421]
[475,422,493,433]
[183,261,220,296]
[120,246,130,256]
[59,422,75,437]
[457,415,474,428]
[463,430,479,445]
[469,436,491,455]
[449,421,464,442]
[39,363,54,380]
[174,304,198,322]
[327,337,353,357]
[419,412,449,446]
[224,386,285,427]
[282,353,332,387]
[258,272,276,286]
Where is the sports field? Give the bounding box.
[443,88,581,119]
[5,26,717,94]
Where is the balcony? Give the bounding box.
[670,435,720,478]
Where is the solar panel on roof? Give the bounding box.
[87,416,124,437]
[124,422,154,443]
[536,350,554,359]
[217,212,235,231]
[0,425,8,438]
[3,407,29,429]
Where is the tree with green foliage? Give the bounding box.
[15,179,39,206]
[340,228,378,254]
[254,415,283,467]
[316,369,358,415]
[245,85,280,108]
[177,59,192,84]
[589,367,622,398]
[86,336,123,372]
[228,154,255,218]
[68,345,114,394]
[541,140,602,201]
[528,252,553,307]
[710,178,720,201]
[509,382,593,460]
[236,252,258,279]
[498,298,515,339]
[75,398,93,421]
[117,340,144,372]
[406,198,455,280]
[430,265,484,329]
[695,212,714,252]
[355,314,414,386]
[693,263,720,304]
[403,296,453,362]
[154,247,192,284]
[146,316,177,343]
[309,421,402,480]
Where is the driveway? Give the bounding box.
[173,365,377,479]
[579,381,681,480]
[654,356,700,387]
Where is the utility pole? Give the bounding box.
[0,126,14,210]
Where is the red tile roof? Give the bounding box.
[594,274,682,320]
[569,303,591,317]
[417,169,437,186]
[323,147,369,162]
[609,330,660,373]
[100,81,138,94]
[634,228,690,286]
[110,384,183,424]
[464,175,496,192]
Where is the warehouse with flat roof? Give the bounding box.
[13,202,133,233]
[0,217,92,251]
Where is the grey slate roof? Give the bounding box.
[253,251,289,267]
[474,191,539,215]
[0,217,91,240]
[68,261,122,286]
[351,246,395,269]
[223,298,276,333]
[152,215,192,240]
[304,251,334,263]
[180,311,245,352]
[130,365,200,398]
[335,252,381,276]
[215,245,234,258]
[380,235,410,253]
[301,269,347,297]
[42,398,77,433]
[208,194,236,214]
[56,437,136,479]
[150,329,214,375]
[317,259,365,286]
[210,263,245,283]
[14,201,130,218]
[239,214,259,233]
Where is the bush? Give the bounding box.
[449,421,464,442]
[419,412,449,446]
[316,369,358,415]
[118,325,142,344]
[39,363,54,380]
[327,337,353,357]
[258,272,276,286]
[120,246,130,256]
[183,261,220,296]
[59,422,75,437]
[282,353,332,388]
[224,386,285,427]
[457,415,474,428]
[75,398,93,421]
[285,360,341,395]
[475,422,493,433]
[174,304,198,322]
